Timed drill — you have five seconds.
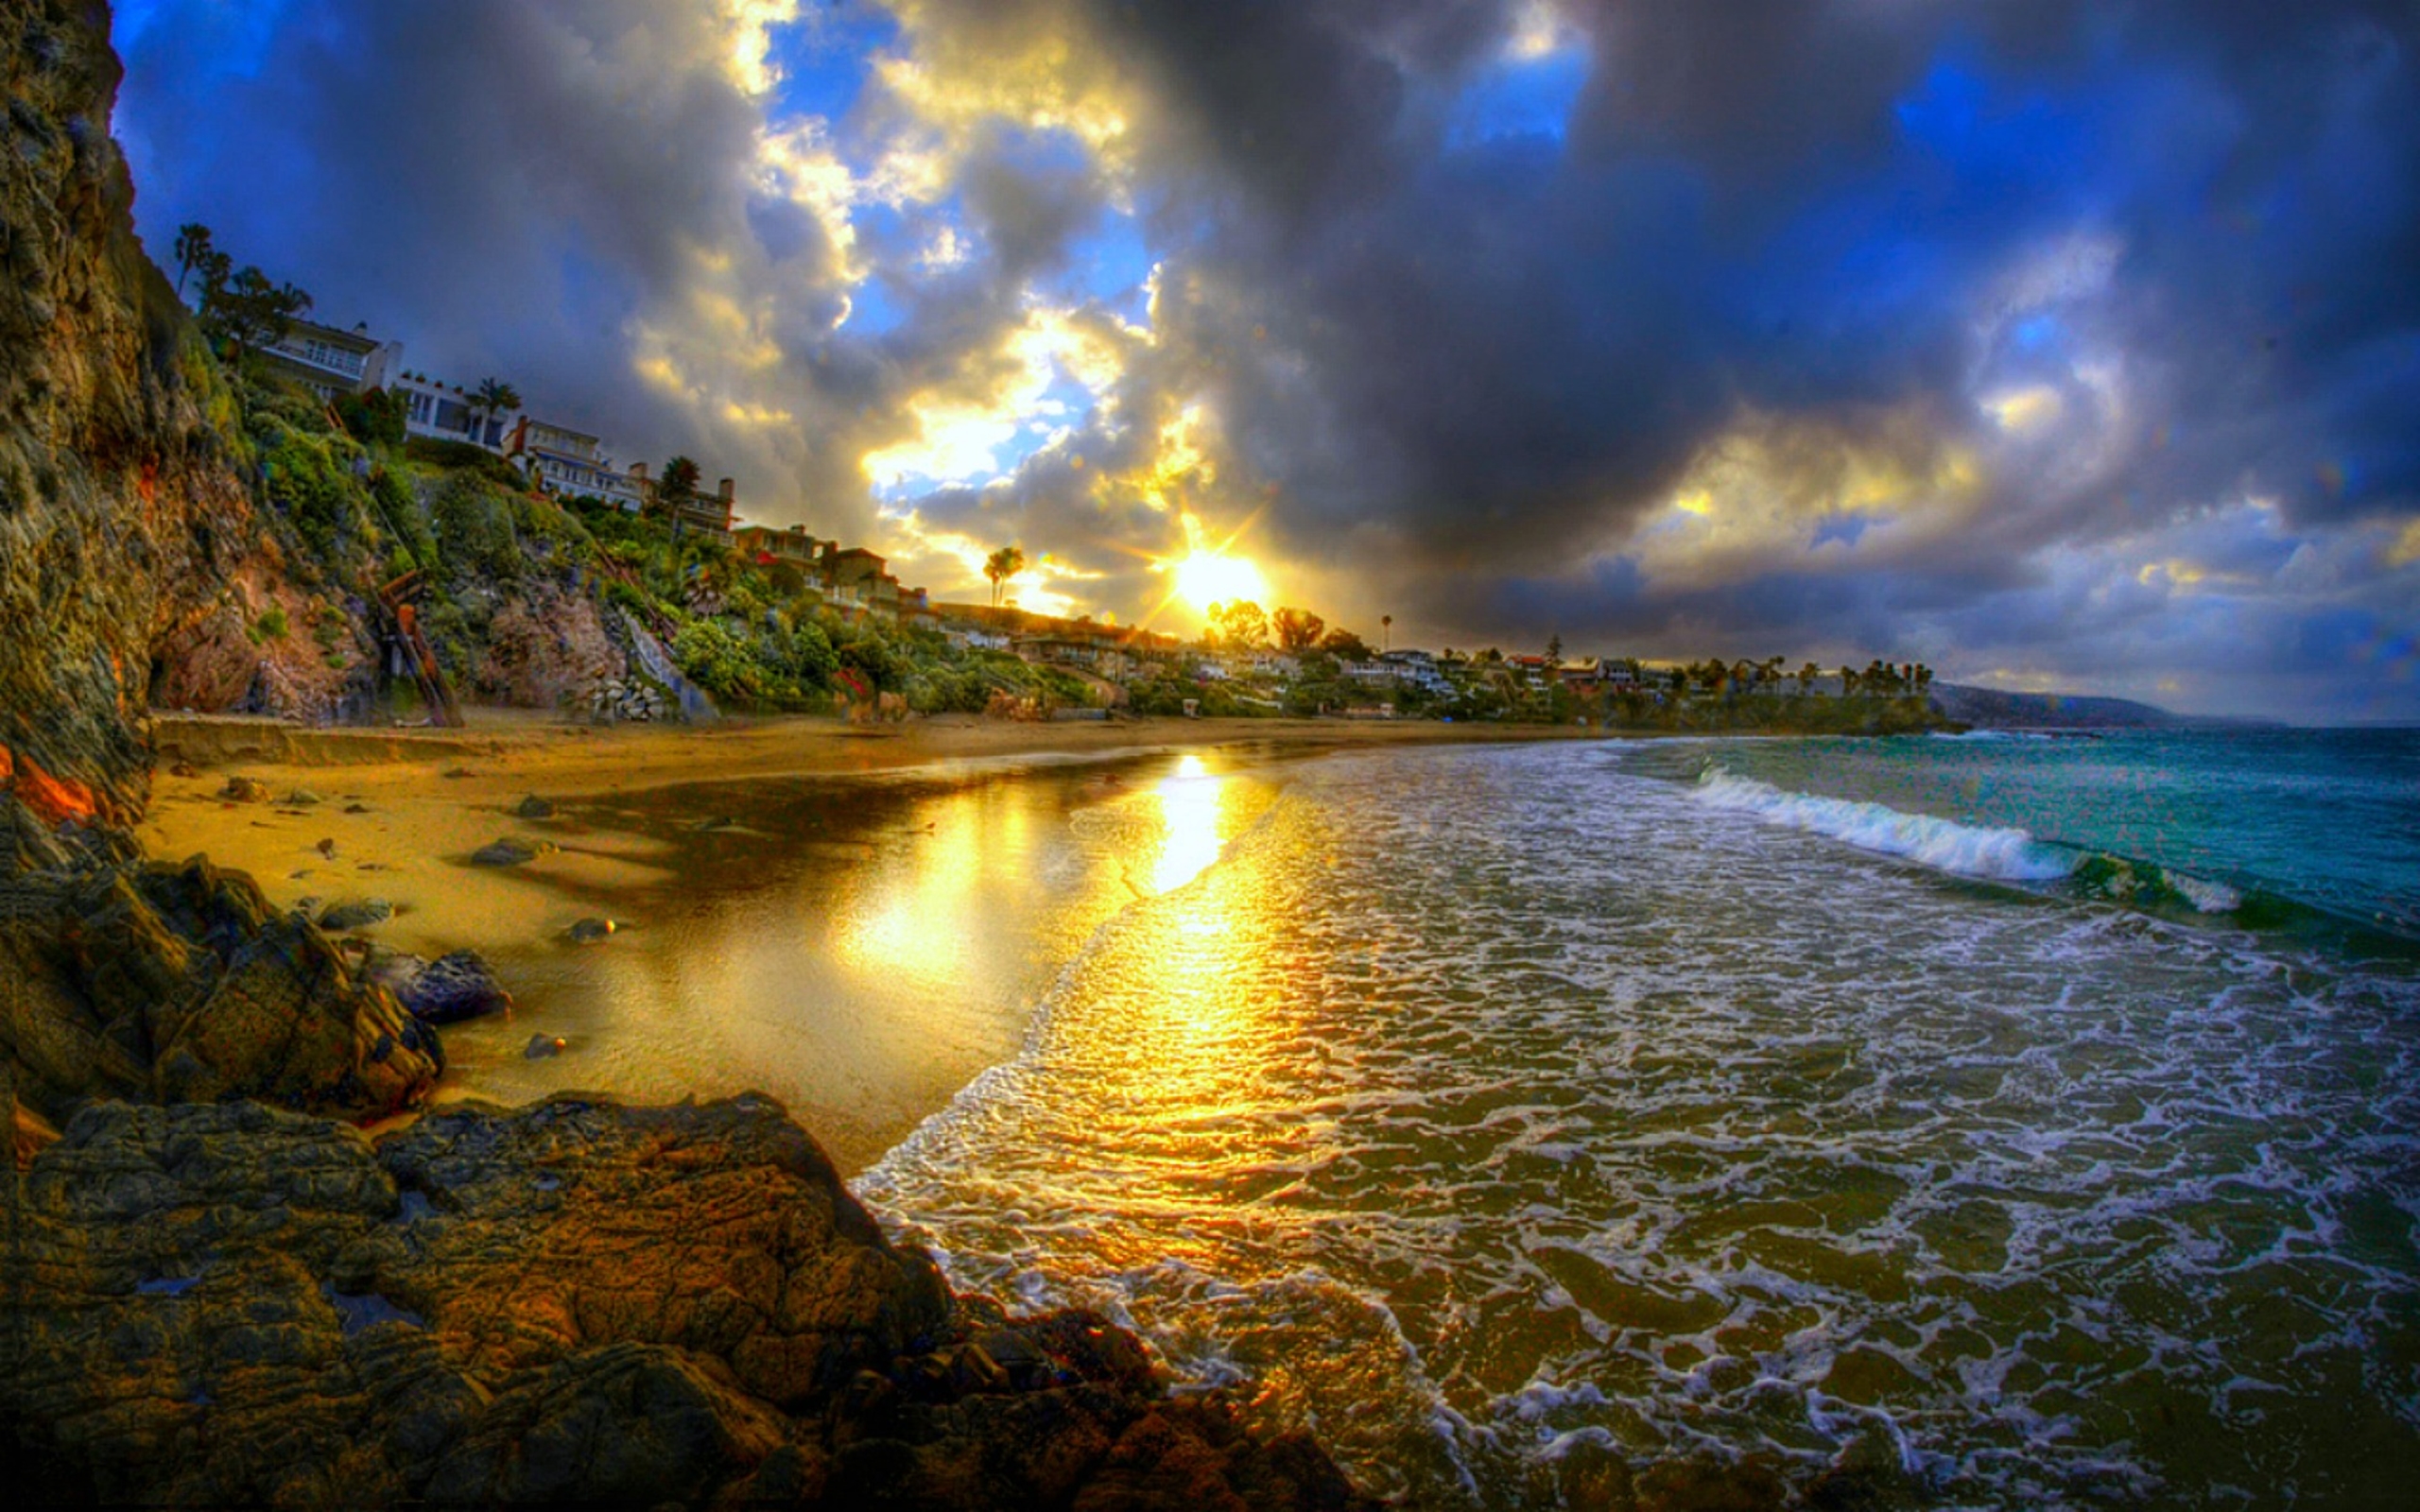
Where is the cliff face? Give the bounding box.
[0,0,264,827]
[0,1,442,1132]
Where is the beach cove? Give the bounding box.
[139,712,1599,1170]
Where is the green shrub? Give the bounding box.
[251,606,289,643]
[602,579,655,619]
[255,418,369,559]
[510,492,597,564]
[430,474,521,579]
[673,618,765,702]
[404,436,527,488]
[369,467,437,570]
[334,387,407,447]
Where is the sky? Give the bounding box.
[109,0,2419,722]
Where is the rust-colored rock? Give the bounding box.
[0,854,441,1125]
[0,1094,1383,1510]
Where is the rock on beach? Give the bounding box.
[0,1094,1376,1511]
[470,836,556,868]
[372,949,515,1023]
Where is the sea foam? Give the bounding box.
[1694,767,2077,882]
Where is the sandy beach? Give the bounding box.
[140,710,1594,1166]
[141,709,1598,957]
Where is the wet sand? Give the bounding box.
[140,710,1589,1167]
[142,712,1584,948]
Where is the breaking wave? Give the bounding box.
[1693,766,2076,882]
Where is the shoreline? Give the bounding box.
[139,711,1599,1166]
[138,712,1609,969]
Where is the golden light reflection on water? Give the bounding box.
[1151,753,1226,895]
[828,783,1017,1000]
[438,756,1296,1175]
[993,760,1323,1280]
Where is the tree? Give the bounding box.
[1207,600,1269,651]
[652,455,702,540]
[470,378,522,449]
[1271,606,1325,652]
[199,265,312,372]
[1319,627,1373,662]
[984,546,1027,607]
[1797,662,1823,695]
[1381,614,1393,652]
[334,387,406,447]
[1546,632,1563,663]
[171,222,217,301]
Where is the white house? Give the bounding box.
[506,417,648,510]
[258,316,400,400]
[394,371,510,451]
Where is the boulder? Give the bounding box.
[372,949,513,1023]
[566,917,615,943]
[222,777,271,803]
[512,795,556,819]
[318,898,394,931]
[0,856,441,1125]
[469,836,555,868]
[0,1090,1376,1511]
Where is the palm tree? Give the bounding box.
[172,222,216,301]
[1381,614,1393,652]
[985,546,1026,607]
[469,378,521,449]
[654,455,701,541]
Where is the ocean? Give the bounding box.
[848,730,2420,1508]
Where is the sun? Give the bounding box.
[1172,550,1269,612]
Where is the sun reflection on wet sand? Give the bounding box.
[1151,752,1226,894]
[433,755,1294,1172]
[865,763,1336,1284]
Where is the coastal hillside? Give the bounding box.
[0,6,1374,1506]
[1929,681,2190,730]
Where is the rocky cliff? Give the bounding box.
[0,0,265,825]
[0,7,1373,1505]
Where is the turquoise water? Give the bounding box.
[1658,728,2420,943]
[856,732,2420,1507]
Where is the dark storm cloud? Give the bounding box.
[111,0,2420,716]
[1075,0,2419,557]
[903,0,2414,715]
[117,1,770,431]
[111,0,1117,545]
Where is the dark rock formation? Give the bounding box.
[317,896,393,931]
[371,948,513,1024]
[0,854,441,1125]
[0,0,267,824]
[470,835,555,867]
[0,1093,1376,1511]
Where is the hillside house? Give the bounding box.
[259,316,399,401]
[734,524,824,570]
[506,417,648,508]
